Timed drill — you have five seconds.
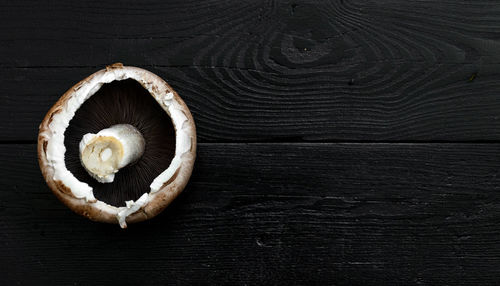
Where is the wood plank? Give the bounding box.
[2,0,500,68]
[3,0,500,142]
[2,63,500,142]
[2,143,500,284]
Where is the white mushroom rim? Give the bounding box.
[39,65,192,228]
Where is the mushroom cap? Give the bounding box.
[38,63,196,226]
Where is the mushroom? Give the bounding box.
[38,63,196,228]
[79,124,146,183]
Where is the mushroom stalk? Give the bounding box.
[79,124,145,183]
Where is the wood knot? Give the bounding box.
[278,34,335,64]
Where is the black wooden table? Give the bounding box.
[2,1,500,284]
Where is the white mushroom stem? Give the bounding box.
[79,124,145,183]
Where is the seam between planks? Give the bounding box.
[5,140,500,145]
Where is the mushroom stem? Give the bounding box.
[79,124,145,183]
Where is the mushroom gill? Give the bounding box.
[64,79,176,207]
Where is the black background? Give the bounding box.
[2,0,500,285]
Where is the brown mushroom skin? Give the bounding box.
[38,64,197,226]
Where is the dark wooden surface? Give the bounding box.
[2,0,500,285]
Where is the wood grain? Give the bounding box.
[3,1,500,285]
[3,143,500,285]
[2,0,500,68]
[3,1,500,142]
[3,62,500,143]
